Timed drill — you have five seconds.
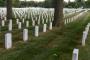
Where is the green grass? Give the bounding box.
[79,16,90,60]
[79,31,90,60]
[0,11,90,60]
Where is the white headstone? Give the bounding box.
[43,24,47,32]
[8,20,12,31]
[64,19,67,24]
[4,17,7,21]
[23,29,28,42]
[18,22,22,29]
[16,19,19,24]
[32,20,35,26]
[85,27,89,33]
[22,18,24,23]
[2,20,5,27]
[72,48,79,60]
[26,21,29,27]
[42,19,44,24]
[49,22,52,30]
[38,18,40,25]
[82,31,87,46]
[5,33,12,49]
[35,26,39,37]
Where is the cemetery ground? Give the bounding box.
[0,11,90,60]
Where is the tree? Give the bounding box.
[85,0,90,8]
[53,0,64,27]
[6,0,12,20]
[75,0,86,8]
[12,0,20,7]
[44,0,54,8]
[81,0,86,8]
[0,0,5,6]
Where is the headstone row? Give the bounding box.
[82,23,90,46]
[64,10,87,24]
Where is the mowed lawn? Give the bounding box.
[0,11,90,60]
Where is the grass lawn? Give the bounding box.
[0,11,90,60]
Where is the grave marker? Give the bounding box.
[5,33,12,49]
[23,29,28,42]
[72,48,79,60]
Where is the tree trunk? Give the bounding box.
[6,0,12,20]
[53,0,64,27]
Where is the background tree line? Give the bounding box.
[0,0,90,8]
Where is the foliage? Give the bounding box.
[0,0,5,7]
[85,0,90,8]
[0,0,90,8]
[12,0,20,7]
[20,1,44,7]
[43,0,54,8]
[65,2,79,8]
